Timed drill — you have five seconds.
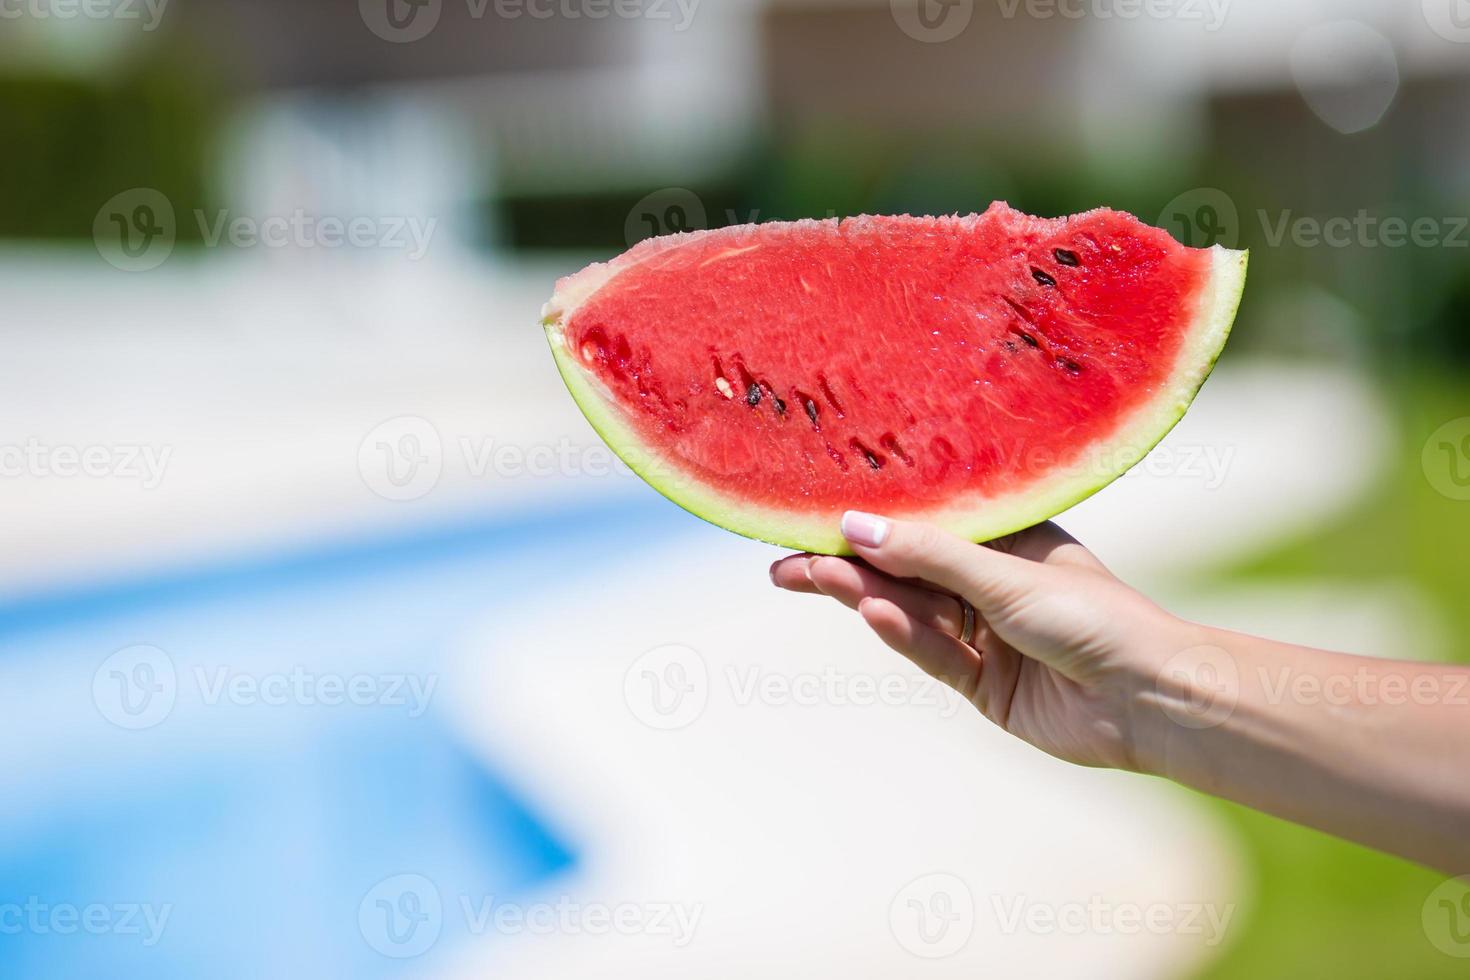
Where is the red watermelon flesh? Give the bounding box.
[542,202,1247,554]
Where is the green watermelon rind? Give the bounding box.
[542,229,1248,555]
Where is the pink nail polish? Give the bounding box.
[841,511,889,548]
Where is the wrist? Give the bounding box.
[1121,617,1236,780]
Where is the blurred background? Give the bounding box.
[3,0,1470,975]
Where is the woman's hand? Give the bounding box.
[772,511,1470,876]
[770,512,1198,772]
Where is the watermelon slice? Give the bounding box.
[541,202,1247,554]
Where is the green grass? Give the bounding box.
[1188,371,1470,979]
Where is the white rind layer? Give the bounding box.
[541,228,1248,555]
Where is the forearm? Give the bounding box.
[1136,622,1470,875]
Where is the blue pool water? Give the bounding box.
[0,495,694,978]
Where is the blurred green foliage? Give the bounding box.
[0,55,220,242]
[1195,372,1470,980]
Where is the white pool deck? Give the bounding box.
[1,248,1423,975]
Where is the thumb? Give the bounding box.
[838,511,1048,615]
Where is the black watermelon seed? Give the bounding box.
[1054,248,1080,266]
[772,396,787,415]
[746,383,761,406]
[1019,332,1039,348]
[803,397,820,427]
[850,439,884,470]
[1031,267,1057,287]
[1059,357,1082,374]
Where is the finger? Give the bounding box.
[839,511,1048,616]
[858,596,983,701]
[769,555,822,594]
[988,521,1107,573]
[806,556,966,635]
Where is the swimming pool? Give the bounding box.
[0,494,688,977]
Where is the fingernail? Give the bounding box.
[841,510,889,548]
